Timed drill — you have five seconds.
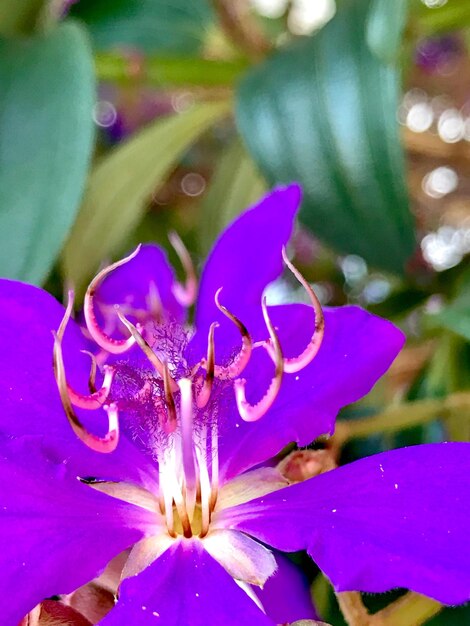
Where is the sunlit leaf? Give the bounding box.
[236,0,416,275]
[95,53,248,87]
[411,0,470,36]
[198,138,266,255]
[0,21,95,284]
[63,101,230,290]
[70,0,213,54]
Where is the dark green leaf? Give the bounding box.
[236,0,416,275]
[63,101,230,290]
[71,0,213,54]
[366,0,408,63]
[0,21,95,284]
[198,137,266,255]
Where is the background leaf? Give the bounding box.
[0,21,95,284]
[236,0,416,275]
[63,100,230,290]
[0,0,45,36]
[198,137,266,255]
[70,0,213,54]
[366,0,408,63]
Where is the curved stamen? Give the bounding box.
[196,322,218,409]
[234,297,284,422]
[204,288,252,380]
[115,309,179,393]
[80,350,98,393]
[162,362,177,432]
[84,246,141,354]
[58,292,116,409]
[264,248,325,374]
[169,231,197,307]
[53,333,119,453]
[68,364,115,410]
[146,280,163,322]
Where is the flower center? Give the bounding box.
[52,245,325,539]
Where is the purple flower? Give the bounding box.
[0,185,468,625]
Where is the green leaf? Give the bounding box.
[95,53,248,87]
[426,276,470,342]
[63,101,230,290]
[71,0,213,54]
[366,0,408,63]
[0,0,45,36]
[236,0,416,275]
[198,137,266,255]
[0,21,95,284]
[411,0,470,36]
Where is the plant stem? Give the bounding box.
[336,592,372,626]
[335,392,470,443]
[371,592,442,626]
[95,53,248,88]
[211,0,272,60]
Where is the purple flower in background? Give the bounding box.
[1,186,469,625]
[415,35,461,74]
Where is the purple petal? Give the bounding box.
[0,437,156,625]
[255,552,318,623]
[215,443,470,605]
[0,279,159,488]
[189,185,301,362]
[93,244,184,326]
[101,540,275,625]
[218,304,404,480]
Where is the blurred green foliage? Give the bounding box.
[236,0,415,275]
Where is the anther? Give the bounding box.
[53,333,119,453]
[234,297,284,422]
[205,288,252,380]
[196,322,218,408]
[169,231,197,307]
[115,309,179,393]
[84,246,141,354]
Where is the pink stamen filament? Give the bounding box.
[83,246,141,354]
[162,362,177,432]
[53,333,119,453]
[195,436,211,538]
[178,378,197,522]
[169,231,197,307]
[80,350,98,393]
[57,293,113,409]
[210,419,219,511]
[203,288,252,380]
[196,322,218,408]
[146,280,163,322]
[67,364,115,410]
[115,309,179,393]
[262,248,325,373]
[234,297,284,422]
